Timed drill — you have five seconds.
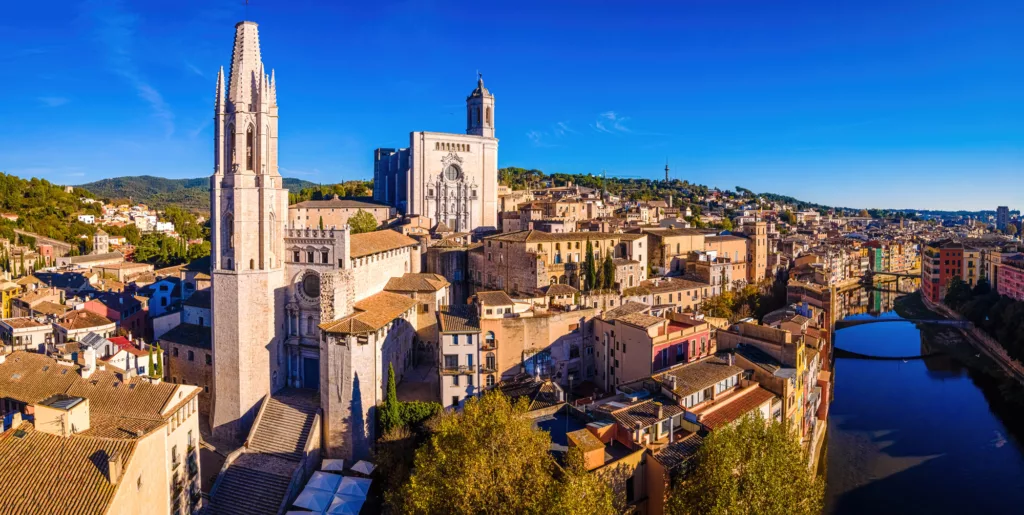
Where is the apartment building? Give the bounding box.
[0,351,202,515]
[996,255,1024,302]
[438,305,483,408]
[921,240,964,303]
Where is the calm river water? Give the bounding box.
[825,293,1024,513]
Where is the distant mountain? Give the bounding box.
[79,175,320,212]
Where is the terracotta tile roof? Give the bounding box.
[158,323,211,349]
[605,399,685,430]
[384,273,450,292]
[0,317,47,330]
[438,305,480,333]
[615,312,665,329]
[653,431,704,469]
[600,301,650,321]
[476,290,515,306]
[0,352,196,438]
[487,230,643,243]
[497,375,561,411]
[348,229,419,258]
[320,291,417,335]
[16,275,44,286]
[33,301,70,316]
[543,283,579,296]
[705,235,745,243]
[58,310,114,331]
[699,386,776,430]
[109,336,147,357]
[0,422,138,515]
[654,355,744,398]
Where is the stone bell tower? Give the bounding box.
[210,21,289,441]
[466,73,495,138]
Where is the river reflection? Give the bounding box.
[825,296,1024,513]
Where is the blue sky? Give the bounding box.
[1,0,1021,210]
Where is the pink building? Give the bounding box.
[997,255,1024,302]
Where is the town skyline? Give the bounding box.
[2,0,1021,211]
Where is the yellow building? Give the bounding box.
[0,281,19,319]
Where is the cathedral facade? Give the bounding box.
[373,77,499,233]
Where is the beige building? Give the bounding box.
[0,351,202,515]
[289,196,396,229]
[470,230,647,295]
[0,317,53,352]
[54,310,117,344]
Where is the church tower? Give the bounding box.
[210,21,288,441]
[466,74,495,138]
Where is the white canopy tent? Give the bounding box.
[306,471,343,494]
[321,459,345,472]
[325,494,366,515]
[350,460,376,475]
[292,485,333,513]
[335,477,372,498]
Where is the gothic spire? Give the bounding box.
[228,21,263,108]
[215,66,225,114]
[269,69,277,106]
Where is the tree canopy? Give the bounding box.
[667,416,823,515]
[397,391,615,515]
[349,209,379,234]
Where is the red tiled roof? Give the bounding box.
[699,386,776,430]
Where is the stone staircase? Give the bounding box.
[207,389,320,515]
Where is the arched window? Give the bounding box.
[249,259,254,270]
[486,106,492,125]
[307,316,315,334]
[486,374,495,387]
[486,352,495,370]
[226,215,234,249]
[485,331,495,347]
[246,125,254,170]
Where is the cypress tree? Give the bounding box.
[603,253,615,289]
[148,345,156,377]
[381,362,401,432]
[154,344,164,378]
[584,240,596,291]
[319,216,324,231]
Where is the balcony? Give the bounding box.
[441,365,473,375]
[479,364,496,374]
[481,339,497,351]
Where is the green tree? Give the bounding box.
[1006,224,1018,236]
[584,240,596,291]
[399,391,615,515]
[148,345,156,377]
[602,253,615,289]
[318,215,324,230]
[153,344,164,378]
[858,209,870,218]
[349,209,378,234]
[972,277,992,296]
[667,416,823,515]
[719,218,734,231]
[944,276,971,310]
[380,363,402,434]
[781,211,797,225]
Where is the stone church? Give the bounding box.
[209,21,424,461]
[373,76,500,233]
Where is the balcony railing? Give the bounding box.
[441,365,473,375]
[479,364,496,374]
[481,340,497,351]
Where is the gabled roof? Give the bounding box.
[58,310,114,331]
[699,386,776,430]
[615,312,665,329]
[543,284,579,297]
[654,355,744,398]
[320,291,418,335]
[476,290,515,306]
[384,273,450,293]
[438,305,480,333]
[348,230,419,259]
[600,301,650,321]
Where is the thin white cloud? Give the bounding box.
[554,121,577,136]
[185,60,206,78]
[599,111,631,132]
[188,119,211,140]
[38,97,69,107]
[87,0,175,137]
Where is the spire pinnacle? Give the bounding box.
[215,66,225,113]
[228,21,264,107]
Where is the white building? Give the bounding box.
[77,214,95,224]
[373,75,499,233]
[437,305,482,409]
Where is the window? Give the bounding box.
[307,251,314,263]
[173,347,179,357]
[452,375,459,386]
[467,375,473,387]
[322,251,329,264]
[246,125,254,170]
[206,354,212,366]
[293,250,300,262]
[444,355,458,369]
[486,374,495,386]
[187,350,194,362]
[452,396,460,407]
[453,335,460,346]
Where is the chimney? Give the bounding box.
[668,375,677,391]
[105,451,123,485]
[127,331,132,342]
[10,412,21,428]
[728,352,735,367]
[656,402,664,419]
[82,347,97,379]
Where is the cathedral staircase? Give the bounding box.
[207,389,320,515]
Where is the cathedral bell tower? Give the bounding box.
[466,73,495,138]
[210,21,288,441]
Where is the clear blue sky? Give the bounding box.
[1,0,1021,211]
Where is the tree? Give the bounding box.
[349,209,378,234]
[858,209,870,218]
[602,253,615,289]
[399,391,615,515]
[719,218,733,232]
[147,345,156,377]
[1006,224,1019,236]
[153,344,164,378]
[667,416,823,515]
[781,211,797,225]
[944,276,971,310]
[972,277,992,296]
[318,215,324,230]
[380,363,402,434]
[584,240,596,291]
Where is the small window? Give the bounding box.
[173,347,179,357]
[322,251,329,263]
[293,250,300,262]
[188,350,194,361]
[307,251,314,263]
[205,354,212,366]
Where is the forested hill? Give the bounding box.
[80,175,321,212]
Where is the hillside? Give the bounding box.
[80,175,321,212]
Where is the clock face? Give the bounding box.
[301,272,320,299]
[444,164,462,182]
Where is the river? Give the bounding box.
[824,287,1024,513]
